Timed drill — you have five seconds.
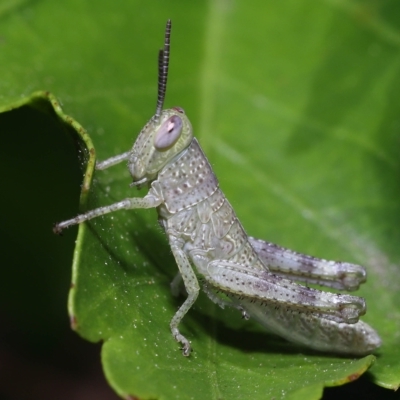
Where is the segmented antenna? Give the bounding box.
[154,19,171,122]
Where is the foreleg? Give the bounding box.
[95,151,131,170]
[54,193,161,233]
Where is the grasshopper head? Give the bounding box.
[129,21,192,186]
[128,106,193,185]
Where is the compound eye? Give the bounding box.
[172,106,185,114]
[154,115,183,150]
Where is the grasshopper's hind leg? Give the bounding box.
[249,237,366,291]
[240,299,381,355]
[206,260,366,324]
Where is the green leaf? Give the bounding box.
[1,0,399,399]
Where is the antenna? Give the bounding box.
[154,19,171,122]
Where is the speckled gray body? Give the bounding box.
[152,137,380,355]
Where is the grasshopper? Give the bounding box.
[55,20,381,356]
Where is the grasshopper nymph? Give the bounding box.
[55,20,381,356]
